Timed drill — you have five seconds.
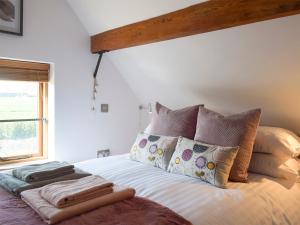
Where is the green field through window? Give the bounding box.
[0,81,39,157]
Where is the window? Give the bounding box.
[0,59,49,163]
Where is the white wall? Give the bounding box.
[68,1,300,134]
[0,0,140,162]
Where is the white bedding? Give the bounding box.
[75,154,300,225]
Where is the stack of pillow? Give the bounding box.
[249,126,300,181]
[130,102,300,188]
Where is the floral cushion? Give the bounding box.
[130,133,178,170]
[168,137,239,188]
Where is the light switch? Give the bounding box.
[101,104,109,112]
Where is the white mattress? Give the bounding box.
[75,154,300,225]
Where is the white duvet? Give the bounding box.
[75,154,300,225]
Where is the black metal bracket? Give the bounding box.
[93,50,109,78]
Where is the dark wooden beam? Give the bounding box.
[91,0,300,53]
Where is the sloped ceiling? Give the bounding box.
[67,0,300,133]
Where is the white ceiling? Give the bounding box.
[67,0,203,35]
[67,0,300,133]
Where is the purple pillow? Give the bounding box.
[145,102,202,139]
[194,107,261,182]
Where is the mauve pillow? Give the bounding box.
[145,102,202,139]
[194,107,261,182]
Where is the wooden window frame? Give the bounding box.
[0,82,48,165]
[0,58,49,164]
[39,83,48,159]
[38,82,48,159]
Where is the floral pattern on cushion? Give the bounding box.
[130,133,178,170]
[168,137,239,188]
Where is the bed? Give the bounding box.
[75,154,300,225]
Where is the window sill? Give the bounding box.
[0,157,50,171]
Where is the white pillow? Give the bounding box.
[168,137,239,188]
[249,153,300,181]
[130,132,177,170]
[253,126,300,159]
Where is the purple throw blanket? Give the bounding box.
[0,188,192,225]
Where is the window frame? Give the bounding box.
[0,82,48,165]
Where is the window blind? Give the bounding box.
[0,59,49,82]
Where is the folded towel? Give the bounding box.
[40,175,113,208]
[21,185,135,224]
[0,169,91,196]
[12,161,74,182]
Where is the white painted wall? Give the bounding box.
[0,0,140,162]
[68,1,300,134]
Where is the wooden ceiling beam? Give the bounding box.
[91,0,300,53]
